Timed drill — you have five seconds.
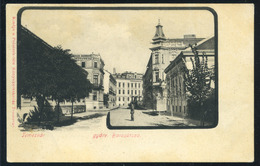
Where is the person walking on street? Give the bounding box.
[130,101,135,121]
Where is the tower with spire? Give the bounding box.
[152,19,166,44]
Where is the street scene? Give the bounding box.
[17,9,217,131]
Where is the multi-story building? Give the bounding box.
[72,53,105,110]
[164,36,215,117]
[103,70,117,109]
[143,21,205,111]
[113,71,143,108]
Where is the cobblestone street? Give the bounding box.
[109,108,197,127]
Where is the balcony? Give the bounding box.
[93,83,104,90]
[109,88,116,95]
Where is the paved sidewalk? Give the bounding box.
[109,108,197,127]
[71,111,107,118]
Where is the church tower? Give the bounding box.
[152,19,166,44]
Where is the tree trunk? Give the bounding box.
[36,95,45,126]
[71,101,74,121]
[200,102,205,126]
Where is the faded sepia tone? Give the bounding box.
[6,4,253,162]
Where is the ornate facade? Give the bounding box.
[72,53,105,110]
[143,21,205,111]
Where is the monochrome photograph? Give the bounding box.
[16,8,217,131]
[5,4,255,163]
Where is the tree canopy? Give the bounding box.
[183,44,216,125]
[18,29,92,123]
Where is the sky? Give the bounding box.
[21,9,214,74]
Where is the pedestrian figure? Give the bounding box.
[130,101,135,121]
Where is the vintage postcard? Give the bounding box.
[6,4,254,162]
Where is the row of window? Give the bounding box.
[168,76,184,95]
[81,61,98,68]
[118,90,142,95]
[118,82,142,88]
[118,97,142,102]
[172,105,186,113]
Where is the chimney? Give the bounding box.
[113,68,116,74]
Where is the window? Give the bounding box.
[180,77,183,94]
[123,90,125,94]
[119,90,121,94]
[172,78,175,90]
[162,54,164,64]
[82,62,85,67]
[93,75,98,86]
[93,92,97,101]
[180,106,182,112]
[155,54,159,64]
[119,97,121,101]
[135,83,137,88]
[119,82,121,87]
[123,97,125,101]
[155,71,159,82]
[123,83,125,88]
[131,90,133,95]
[128,97,129,101]
[131,83,133,88]
[139,90,140,95]
[138,83,140,88]
[174,78,177,95]
[162,72,164,81]
[94,61,98,68]
[135,90,137,95]
[128,83,130,87]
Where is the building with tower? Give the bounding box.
[143,20,205,111]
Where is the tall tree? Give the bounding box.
[183,44,215,126]
[18,32,58,124]
[51,46,92,121]
[18,32,92,124]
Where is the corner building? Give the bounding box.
[72,53,105,110]
[143,21,204,111]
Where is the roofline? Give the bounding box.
[164,49,215,73]
[183,36,215,51]
[165,37,205,41]
[21,25,54,50]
